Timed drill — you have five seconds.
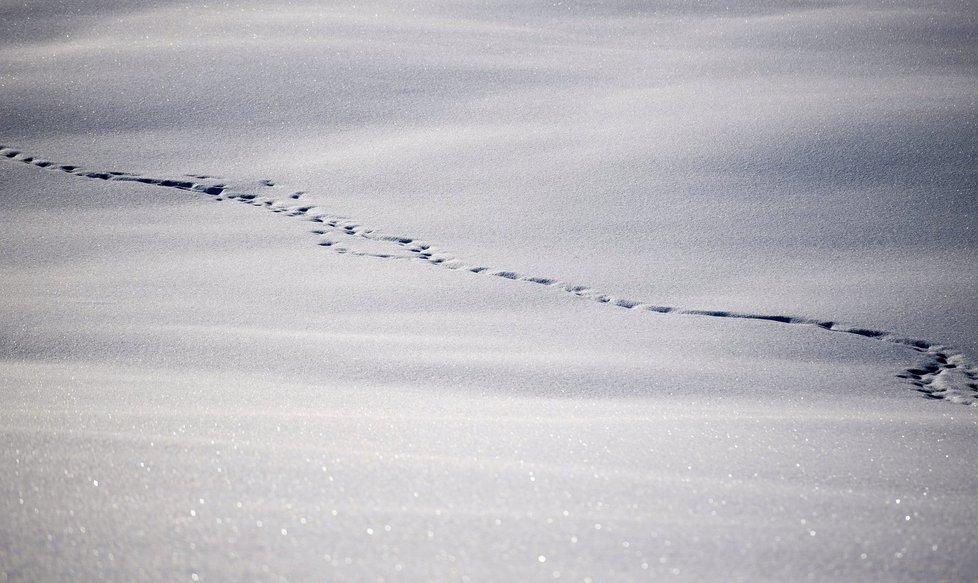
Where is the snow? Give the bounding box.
[2,1,977,581]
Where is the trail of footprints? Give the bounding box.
[4,144,977,405]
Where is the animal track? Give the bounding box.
[3,144,976,406]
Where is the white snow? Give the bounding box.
[2,1,977,581]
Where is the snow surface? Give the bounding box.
[2,1,977,581]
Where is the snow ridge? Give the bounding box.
[3,144,976,405]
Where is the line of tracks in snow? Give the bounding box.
[3,144,976,405]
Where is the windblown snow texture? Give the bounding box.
[3,144,975,405]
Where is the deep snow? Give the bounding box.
[2,1,977,581]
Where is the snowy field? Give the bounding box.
[2,2,977,581]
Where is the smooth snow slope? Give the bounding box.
[2,1,975,351]
[2,1,977,582]
[3,164,978,582]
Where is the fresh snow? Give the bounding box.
[2,2,977,581]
